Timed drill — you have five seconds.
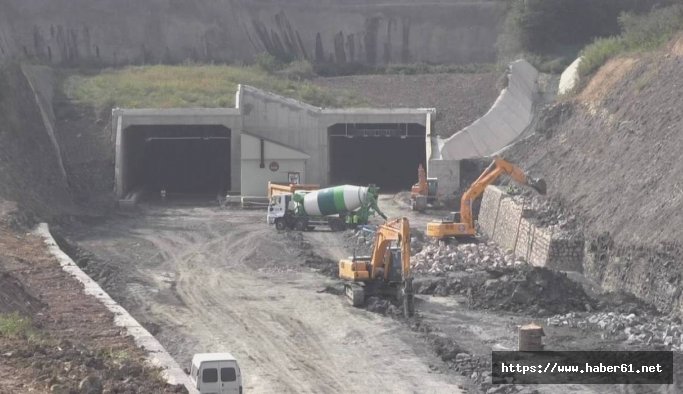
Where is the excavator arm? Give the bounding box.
[427,156,545,239]
[460,157,546,229]
[368,218,411,281]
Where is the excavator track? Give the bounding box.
[345,283,365,307]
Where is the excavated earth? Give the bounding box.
[0,205,183,393]
[314,72,501,137]
[503,35,683,316]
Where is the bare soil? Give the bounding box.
[57,197,680,393]
[313,72,501,137]
[61,201,468,393]
[0,65,75,220]
[504,43,683,247]
[502,35,683,316]
[0,215,183,392]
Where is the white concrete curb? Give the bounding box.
[33,223,197,393]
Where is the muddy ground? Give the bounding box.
[56,196,680,393]
[60,200,469,393]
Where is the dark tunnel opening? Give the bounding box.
[124,125,230,196]
[328,123,426,192]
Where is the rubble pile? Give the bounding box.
[411,241,523,275]
[547,311,683,351]
[512,192,580,236]
[413,266,593,315]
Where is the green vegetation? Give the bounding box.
[99,347,133,362]
[498,0,675,70]
[0,312,37,340]
[64,64,365,112]
[579,4,683,76]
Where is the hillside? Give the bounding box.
[0,65,74,220]
[313,72,500,137]
[506,34,683,246]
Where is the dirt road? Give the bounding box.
[65,201,466,393]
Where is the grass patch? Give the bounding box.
[99,347,134,363]
[0,312,37,339]
[64,64,366,113]
[579,4,683,76]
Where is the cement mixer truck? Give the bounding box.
[267,185,387,231]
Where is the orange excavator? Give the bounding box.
[410,164,438,212]
[338,217,414,317]
[426,156,546,239]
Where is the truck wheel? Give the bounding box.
[274,219,286,231]
[294,219,307,231]
[329,218,344,232]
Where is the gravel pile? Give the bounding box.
[504,189,582,239]
[411,241,523,275]
[548,311,683,350]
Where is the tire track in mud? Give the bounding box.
[67,204,465,394]
[128,213,347,393]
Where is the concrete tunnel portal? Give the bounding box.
[121,125,231,196]
[328,123,426,192]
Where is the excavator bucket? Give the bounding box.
[528,178,547,195]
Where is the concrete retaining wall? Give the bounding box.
[479,186,584,271]
[33,223,197,393]
[439,60,539,160]
[0,0,506,67]
[558,57,582,95]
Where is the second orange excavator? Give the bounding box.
[410,164,438,212]
[426,156,546,239]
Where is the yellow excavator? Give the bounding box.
[426,156,546,239]
[339,217,414,317]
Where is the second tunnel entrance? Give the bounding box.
[328,123,426,192]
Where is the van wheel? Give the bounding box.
[274,219,286,231]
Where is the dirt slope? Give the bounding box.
[506,35,683,246]
[314,72,501,137]
[504,35,683,314]
[0,65,74,220]
[0,214,180,392]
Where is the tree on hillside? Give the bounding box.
[498,0,675,60]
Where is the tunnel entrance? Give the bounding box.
[124,125,230,196]
[328,123,426,192]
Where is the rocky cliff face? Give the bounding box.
[0,0,506,67]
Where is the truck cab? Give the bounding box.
[189,353,242,394]
[266,194,293,230]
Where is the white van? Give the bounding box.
[189,353,243,394]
